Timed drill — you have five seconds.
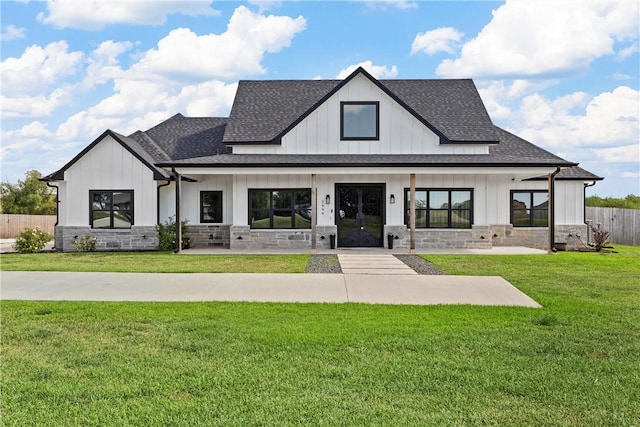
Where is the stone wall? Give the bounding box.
[488,224,589,250]
[229,225,338,250]
[54,226,158,252]
[230,226,309,250]
[186,225,230,248]
[384,225,492,249]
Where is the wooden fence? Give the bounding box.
[0,214,56,239]
[585,207,640,246]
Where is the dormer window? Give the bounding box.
[340,101,379,140]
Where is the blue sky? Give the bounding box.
[1,0,638,197]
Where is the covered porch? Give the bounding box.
[164,165,562,252]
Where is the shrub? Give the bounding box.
[71,234,97,252]
[13,226,53,253]
[590,223,610,252]
[156,216,189,251]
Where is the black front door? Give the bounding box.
[336,184,384,247]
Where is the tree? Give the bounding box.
[0,170,56,215]
[586,194,640,209]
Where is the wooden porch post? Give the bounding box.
[174,169,182,254]
[548,167,560,253]
[410,173,416,252]
[311,173,317,251]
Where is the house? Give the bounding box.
[43,67,602,252]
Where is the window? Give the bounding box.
[249,189,311,229]
[404,189,473,228]
[200,191,223,223]
[341,101,379,140]
[511,191,548,227]
[90,190,133,229]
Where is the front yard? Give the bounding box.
[1,248,639,426]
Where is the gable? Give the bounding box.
[224,67,498,149]
[43,130,168,181]
[234,73,442,155]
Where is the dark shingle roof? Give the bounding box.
[223,80,340,144]
[383,79,498,143]
[43,68,601,182]
[135,113,230,160]
[223,68,498,144]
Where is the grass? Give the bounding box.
[1,247,639,426]
[0,252,310,273]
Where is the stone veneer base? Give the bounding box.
[54,226,159,252]
[54,223,589,252]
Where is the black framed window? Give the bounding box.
[340,101,379,140]
[200,191,223,223]
[90,190,133,229]
[249,189,311,229]
[404,189,473,229]
[511,191,548,227]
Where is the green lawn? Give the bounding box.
[1,248,639,426]
[0,252,310,273]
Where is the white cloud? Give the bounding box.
[363,0,418,10]
[511,86,639,150]
[0,41,83,97]
[621,171,640,178]
[336,60,399,79]
[593,144,640,163]
[81,40,134,89]
[411,27,463,55]
[38,0,220,30]
[478,79,558,120]
[247,1,282,12]
[613,72,634,80]
[1,25,26,41]
[436,0,639,79]
[0,89,72,119]
[133,6,306,80]
[0,122,55,161]
[55,78,239,141]
[616,43,640,61]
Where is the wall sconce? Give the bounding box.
[325,194,331,204]
[390,194,395,204]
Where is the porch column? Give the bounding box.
[311,173,317,251]
[548,167,560,253]
[173,169,182,254]
[410,173,416,252]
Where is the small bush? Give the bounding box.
[156,216,189,251]
[590,223,610,252]
[13,226,53,253]
[71,234,97,252]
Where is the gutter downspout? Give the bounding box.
[157,179,171,225]
[548,167,561,253]
[46,182,59,251]
[172,169,182,254]
[583,181,596,224]
[583,181,597,246]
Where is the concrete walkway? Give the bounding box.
[0,270,541,308]
[338,254,417,275]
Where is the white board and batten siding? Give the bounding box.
[232,73,489,156]
[61,135,157,226]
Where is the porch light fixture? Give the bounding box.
[390,194,395,204]
[325,194,331,205]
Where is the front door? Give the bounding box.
[336,184,384,247]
